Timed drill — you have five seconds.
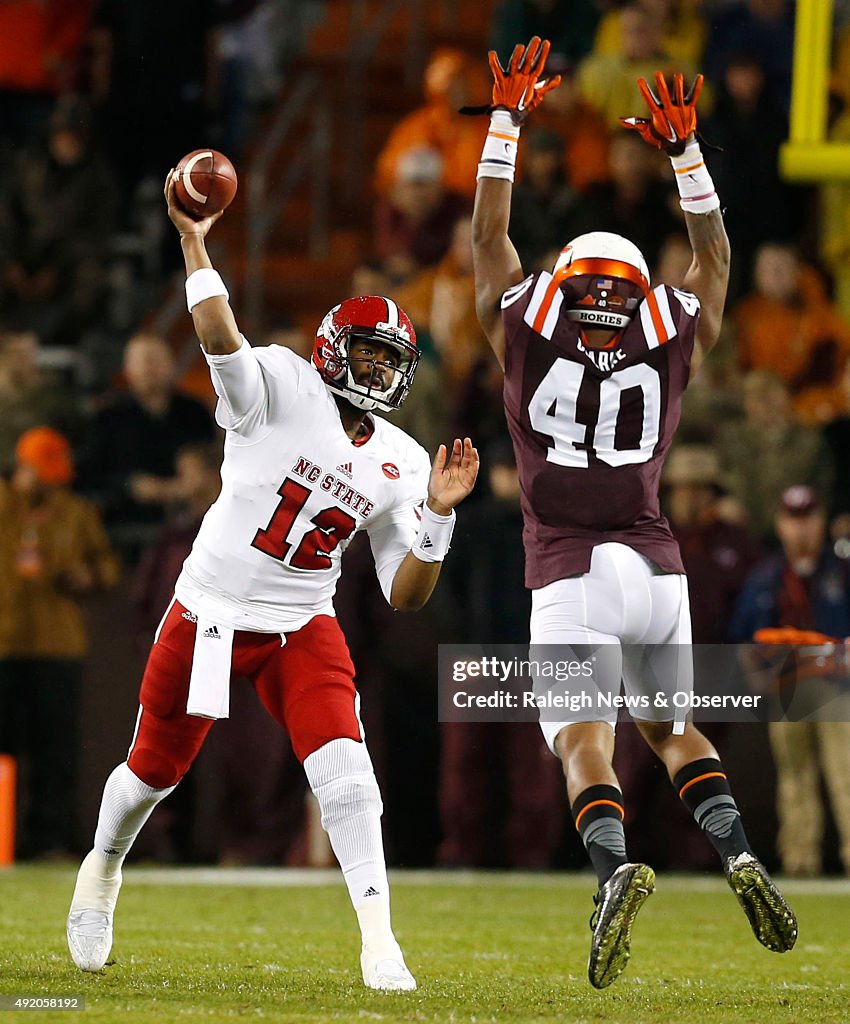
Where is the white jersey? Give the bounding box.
[175,338,431,633]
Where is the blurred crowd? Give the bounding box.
[1,0,850,876]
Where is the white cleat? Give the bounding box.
[67,910,114,971]
[361,948,417,991]
[67,850,123,971]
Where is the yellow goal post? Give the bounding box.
[780,0,850,179]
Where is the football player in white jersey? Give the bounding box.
[66,172,479,992]
[469,39,796,988]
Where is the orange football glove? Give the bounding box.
[620,71,703,155]
[487,36,561,122]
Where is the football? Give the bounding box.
[173,149,238,219]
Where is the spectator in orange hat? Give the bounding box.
[15,425,75,486]
[375,48,488,200]
[0,426,119,858]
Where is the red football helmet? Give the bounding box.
[312,295,419,413]
[553,231,650,330]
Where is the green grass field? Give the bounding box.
[1,866,848,1023]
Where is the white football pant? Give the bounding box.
[530,542,693,751]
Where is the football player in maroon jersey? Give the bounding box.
[470,38,797,988]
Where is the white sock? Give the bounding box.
[92,762,175,876]
[69,849,123,914]
[304,738,399,959]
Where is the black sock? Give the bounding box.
[572,784,628,887]
[674,757,752,863]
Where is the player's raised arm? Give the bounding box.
[621,73,730,365]
[471,38,561,365]
[164,170,241,355]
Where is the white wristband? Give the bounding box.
[411,504,456,563]
[669,139,720,214]
[477,110,521,182]
[186,268,229,312]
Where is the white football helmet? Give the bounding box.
[553,231,650,330]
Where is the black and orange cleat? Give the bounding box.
[725,852,798,952]
[587,862,655,989]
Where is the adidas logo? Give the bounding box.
[182,610,198,623]
[203,626,221,639]
[104,847,120,856]
[362,886,380,898]
[336,461,353,479]
[420,533,433,549]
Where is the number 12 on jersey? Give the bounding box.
[252,477,357,570]
[528,360,662,468]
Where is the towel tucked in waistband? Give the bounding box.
[187,617,235,719]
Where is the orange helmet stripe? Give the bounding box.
[557,257,650,295]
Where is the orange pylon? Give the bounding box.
[0,754,16,866]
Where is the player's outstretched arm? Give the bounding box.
[164,170,241,355]
[622,73,730,365]
[473,177,521,367]
[471,38,560,366]
[680,203,730,364]
[390,438,479,612]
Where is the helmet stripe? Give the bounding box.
[384,297,399,328]
[556,257,649,295]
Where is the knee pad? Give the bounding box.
[303,737,382,830]
[128,745,185,789]
[127,705,211,789]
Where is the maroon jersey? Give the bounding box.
[501,271,700,588]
